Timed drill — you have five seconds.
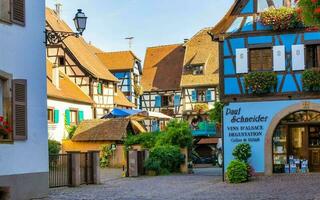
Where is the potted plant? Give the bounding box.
[244,72,277,95]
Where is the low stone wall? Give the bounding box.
[62,140,126,168]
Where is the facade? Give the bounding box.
[0,0,48,199]
[181,28,220,124]
[47,60,94,142]
[96,51,143,108]
[141,44,185,131]
[213,0,320,175]
[46,8,118,119]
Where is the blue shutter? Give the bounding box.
[174,95,181,106]
[78,111,84,123]
[54,109,59,124]
[65,109,71,125]
[206,90,212,102]
[191,90,197,102]
[151,121,159,132]
[155,96,161,108]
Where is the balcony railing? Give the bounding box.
[192,122,217,137]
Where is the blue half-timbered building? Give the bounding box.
[211,0,320,175]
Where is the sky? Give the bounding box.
[46,0,234,61]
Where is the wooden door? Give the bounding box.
[309,149,320,171]
[308,126,320,172]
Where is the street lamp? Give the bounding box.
[46,9,88,45]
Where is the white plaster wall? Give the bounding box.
[0,0,47,176]
[47,99,93,142]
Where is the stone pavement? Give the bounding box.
[49,171,320,200]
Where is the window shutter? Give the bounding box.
[13,79,27,140]
[174,95,180,106]
[236,48,248,73]
[191,90,197,102]
[11,0,25,25]
[78,111,84,123]
[0,0,11,22]
[292,44,305,71]
[155,96,161,108]
[65,109,70,125]
[54,109,59,124]
[273,46,286,71]
[206,90,212,101]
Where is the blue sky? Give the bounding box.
[46,0,233,60]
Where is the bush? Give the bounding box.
[232,143,252,163]
[260,6,303,30]
[144,145,184,175]
[298,0,320,28]
[302,69,320,91]
[244,72,277,94]
[48,140,61,155]
[156,120,193,148]
[226,160,248,183]
[124,132,161,149]
[208,102,224,123]
[100,144,112,168]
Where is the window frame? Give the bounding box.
[69,108,79,125]
[196,89,207,103]
[0,0,25,26]
[184,64,205,75]
[305,44,320,70]
[47,107,54,124]
[249,47,273,72]
[0,70,13,143]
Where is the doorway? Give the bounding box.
[273,110,320,173]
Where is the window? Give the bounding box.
[48,108,54,123]
[184,64,204,75]
[161,95,173,107]
[58,57,65,66]
[249,48,273,71]
[306,45,320,69]
[197,89,206,102]
[70,110,78,125]
[0,0,25,25]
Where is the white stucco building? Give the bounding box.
[47,60,94,142]
[0,0,48,199]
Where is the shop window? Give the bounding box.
[249,48,272,71]
[48,108,54,123]
[184,64,204,75]
[306,45,320,69]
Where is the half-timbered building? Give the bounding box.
[141,44,185,131]
[181,28,220,123]
[46,8,118,118]
[211,0,320,175]
[95,51,142,107]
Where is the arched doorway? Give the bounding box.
[265,102,320,175]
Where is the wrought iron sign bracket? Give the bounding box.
[45,30,80,46]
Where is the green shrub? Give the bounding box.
[298,0,320,28]
[208,102,224,123]
[100,144,113,168]
[226,160,248,183]
[232,143,252,163]
[156,120,192,148]
[302,69,320,91]
[124,132,161,149]
[145,145,184,175]
[48,140,61,155]
[244,72,277,94]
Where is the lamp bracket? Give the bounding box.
[45,30,79,46]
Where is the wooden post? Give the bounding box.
[180,148,188,174]
[89,151,101,184]
[67,151,81,187]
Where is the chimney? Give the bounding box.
[52,64,60,89]
[55,3,62,19]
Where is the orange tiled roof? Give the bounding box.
[114,90,136,108]
[46,8,118,82]
[141,44,185,92]
[96,51,140,71]
[47,60,94,105]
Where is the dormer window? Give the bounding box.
[184,64,204,75]
[249,48,272,71]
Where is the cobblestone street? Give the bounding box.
[49,171,320,200]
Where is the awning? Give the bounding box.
[102,108,142,119]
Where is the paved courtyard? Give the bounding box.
[49,169,320,200]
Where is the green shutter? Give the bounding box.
[54,109,59,124]
[97,83,102,94]
[78,111,84,123]
[65,109,71,125]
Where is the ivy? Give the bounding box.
[244,72,278,94]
